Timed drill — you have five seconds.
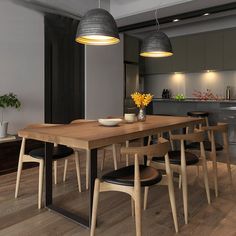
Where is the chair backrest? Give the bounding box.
[201,122,228,133]
[170,130,205,142]
[201,122,229,151]
[120,137,170,159]
[120,138,171,192]
[171,130,206,162]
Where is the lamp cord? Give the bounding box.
[98,0,101,8]
[155,9,160,32]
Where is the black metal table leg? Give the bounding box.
[44,143,98,229]
[45,142,53,206]
[143,136,149,165]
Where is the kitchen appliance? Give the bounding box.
[124,63,140,113]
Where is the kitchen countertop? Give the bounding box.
[153,98,236,103]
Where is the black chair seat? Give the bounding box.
[152,150,199,165]
[102,165,162,187]
[186,140,223,152]
[187,111,209,118]
[29,145,74,160]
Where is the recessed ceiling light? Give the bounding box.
[173,19,179,22]
[203,13,210,16]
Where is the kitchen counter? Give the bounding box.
[153,98,236,103]
[148,99,236,144]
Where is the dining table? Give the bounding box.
[18,115,203,229]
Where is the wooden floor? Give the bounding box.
[1,146,236,236]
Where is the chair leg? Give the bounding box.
[168,131,174,150]
[63,159,68,182]
[181,167,188,224]
[225,150,233,185]
[90,179,100,236]
[202,161,211,204]
[38,160,44,209]
[75,152,82,192]
[86,150,90,190]
[196,166,200,178]
[112,144,118,170]
[54,161,57,185]
[186,126,189,134]
[15,157,23,198]
[212,155,218,197]
[100,149,106,171]
[126,140,129,166]
[178,174,182,189]
[205,117,211,141]
[131,197,135,216]
[143,187,149,210]
[167,173,179,233]
[134,192,142,236]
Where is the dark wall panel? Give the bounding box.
[45,14,85,124]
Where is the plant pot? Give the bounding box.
[0,122,8,138]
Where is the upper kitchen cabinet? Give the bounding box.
[205,31,223,70]
[187,34,205,72]
[171,36,187,72]
[223,28,236,70]
[144,56,173,74]
[124,34,140,63]
[142,27,236,75]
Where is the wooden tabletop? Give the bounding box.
[18,115,203,150]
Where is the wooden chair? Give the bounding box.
[15,124,81,209]
[188,123,232,197]
[149,130,211,224]
[90,138,178,236]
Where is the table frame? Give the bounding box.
[18,116,203,229]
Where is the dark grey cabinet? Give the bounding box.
[144,56,173,74]
[124,34,140,63]
[223,28,236,70]
[171,37,187,72]
[205,31,223,70]
[142,27,236,75]
[187,34,205,72]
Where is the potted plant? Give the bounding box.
[0,93,21,138]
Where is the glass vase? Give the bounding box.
[137,107,146,122]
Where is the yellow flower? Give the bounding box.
[131,92,153,108]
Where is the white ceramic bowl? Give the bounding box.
[98,118,122,127]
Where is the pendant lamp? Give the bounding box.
[140,10,173,57]
[75,1,120,46]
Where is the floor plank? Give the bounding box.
[0,147,236,236]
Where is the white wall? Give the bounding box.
[85,34,124,119]
[145,71,236,99]
[33,0,110,17]
[0,0,44,134]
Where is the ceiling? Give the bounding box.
[13,0,236,27]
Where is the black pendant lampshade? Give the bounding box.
[140,31,173,57]
[76,8,120,46]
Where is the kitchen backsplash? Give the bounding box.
[144,70,236,99]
